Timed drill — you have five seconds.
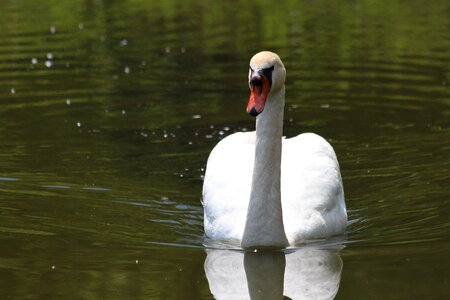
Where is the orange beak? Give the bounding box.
[247,73,271,117]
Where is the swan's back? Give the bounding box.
[203,132,347,244]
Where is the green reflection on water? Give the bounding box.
[0,0,449,299]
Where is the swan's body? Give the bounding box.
[202,51,347,248]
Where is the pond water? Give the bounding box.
[0,0,449,298]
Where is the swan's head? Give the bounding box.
[247,51,286,117]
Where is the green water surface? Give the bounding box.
[0,0,449,299]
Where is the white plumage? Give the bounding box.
[202,51,347,248]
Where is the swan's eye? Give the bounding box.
[261,66,275,86]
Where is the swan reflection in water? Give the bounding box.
[204,246,343,300]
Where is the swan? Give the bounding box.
[202,51,347,249]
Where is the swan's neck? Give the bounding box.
[241,86,289,249]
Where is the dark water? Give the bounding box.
[1,0,449,298]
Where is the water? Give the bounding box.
[0,0,449,298]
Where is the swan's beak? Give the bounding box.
[247,72,271,117]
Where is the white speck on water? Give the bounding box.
[205,134,213,139]
[165,46,171,53]
[31,58,38,64]
[223,126,230,131]
[50,25,56,34]
[218,130,225,136]
[124,66,130,74]
[192,114,201,119]
[120,39,128,46]
[66,98,71,105]
[163,133,168,138]
[180,47,186,53]
[121,109,126,115]
[46,53,53,60]
[188,141,193,145]
[78,22,84,30]
[100,35,106,42]
[77,122,81,127]
[209,125,214,129]
[45,60,53,68]
[51,265,56,270]
[141,60,147,66]
[320,104,330,109]
[135,260,139,264]
[10,88,15,94]
[140,132,148,138]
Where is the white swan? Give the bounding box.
[202,51,347,248]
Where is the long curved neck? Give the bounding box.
[241,86,289,249]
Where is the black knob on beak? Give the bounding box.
[250,74,263,87]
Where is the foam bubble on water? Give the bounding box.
[121,109,126,115]
[45,60,53,68]
[77,122,81,127]
[165,46,171,53]
[124,66,130,74]
[46,53,53,60]
[120,39,128,46]
[31,58,38,64]
[192,114,201,119]
[50,25,56,34]
[10,88,15,94]
[66,98,71,105]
